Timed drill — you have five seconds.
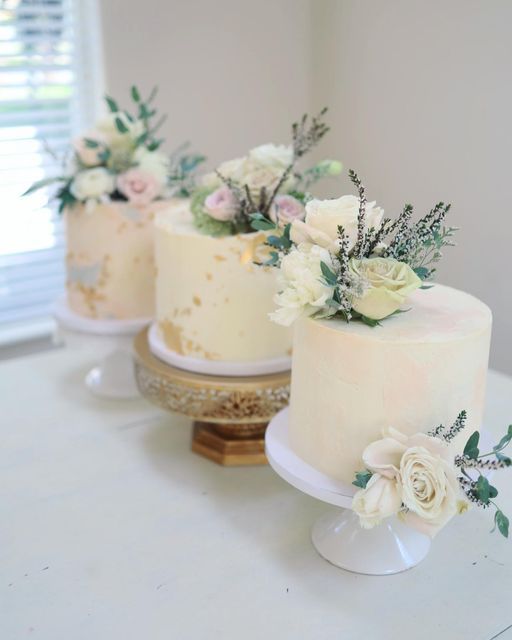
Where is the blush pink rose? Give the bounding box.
[73,131,107,167]
[204,185,238,221]
[116,169,162,206]
[270,194,305,226]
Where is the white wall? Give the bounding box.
[99,0,312,168]
[99,0,511,373]
[311,0,512,374]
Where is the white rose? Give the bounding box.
[70,168,115,201]
[133,147,169,185]
[249,143,293,169]
[305,195,384,251]
[352,474,403,529]
[359,426,460,537]
[348,257,422,320]
[270,244,336,326]
[400,446,460,538]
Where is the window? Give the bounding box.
[0,0,102,335]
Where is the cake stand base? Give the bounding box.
[192,422,267,466]
[55,299,150,399]
[265,408,431,575]
[133,328,290,466]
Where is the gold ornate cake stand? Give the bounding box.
[133,328,291,466]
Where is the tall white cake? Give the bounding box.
[289,284,492,484]
[154,202,293,363]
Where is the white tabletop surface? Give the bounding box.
[1,341,512,640]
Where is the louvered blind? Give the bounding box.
[0,0,100,327]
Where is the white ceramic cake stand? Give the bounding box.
[148,322,292,377]
[54,299,151,399]
[265,408,431,575]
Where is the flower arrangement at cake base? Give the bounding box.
[151,109,342,375]
[26,85,204,321]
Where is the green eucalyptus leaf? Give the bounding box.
[494,425,512,452]
[105,95,118,112]
[463,431,480,460]
[488,485,499,499]
[23,176,63,196]
[83,138,100,148]
[114,116,129,134]
[352,470,372,489]
[131,85,140,102]
[251,219,276,232]
[320,261,337,286]
[414,266,430,280]
[495,510,509,538]
[474,476,490,504]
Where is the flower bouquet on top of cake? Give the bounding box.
[152,109,342,373]
[25,86,205,320]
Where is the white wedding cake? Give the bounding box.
[289,284,492,483]
[153,201,293,364]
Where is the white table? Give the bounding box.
[1,342,511,640]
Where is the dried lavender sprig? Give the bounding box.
[348,170,367,257]
[428,423,446,438]
[336,225,350,280]
[292,107,330,159]
[455,456,511,470]
[386,204,413,259]
[443,410,468,442]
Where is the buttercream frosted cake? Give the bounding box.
[249,168,495,491]
[154,201,293,362]
[152,109,340,368]
[26,86,204,320]
[289,284,492,483]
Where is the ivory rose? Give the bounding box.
[303,195,384,251]
[70,167,115,201]
[354,427,461,537]
[270,244,336,326]
[204,186,238,221]
[117,168,162,206]
[270,195,305,226]
[348,257,422,320]
[352,474,402,529]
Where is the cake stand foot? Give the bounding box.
[86,348,140,399]
[311,508,431,575]
[191,422,268,466]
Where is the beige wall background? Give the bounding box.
[100,0,511,374]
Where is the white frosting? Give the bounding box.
[65,201,172,319]
[154,202,293,362]
[289,284,492,483]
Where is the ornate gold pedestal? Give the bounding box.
[133,328,291,466]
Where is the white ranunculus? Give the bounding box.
[270,244,336,326]
[70,168,115,201]
[249,143,293,169]
[348,257,422,320]
[305,195,384,251]
[352,474,403,529]
[133,147,169,185]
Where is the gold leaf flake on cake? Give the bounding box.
[205,273,213,281]
[193,296,201,307]
[214,255,227,262]
[159,320,184,354]
[238,233,268,266]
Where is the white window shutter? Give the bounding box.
[0,0,103,328]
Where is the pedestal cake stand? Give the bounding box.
[54,298,150,399]
[133,327,291,466]
[266,408,431,575]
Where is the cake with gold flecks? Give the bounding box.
[152,109,342,370]
[26,85,204,320]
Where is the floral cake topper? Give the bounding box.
[251,170,457,327]
[25,86,205,212]
[352,413,511,538]
[190,108,342,236]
